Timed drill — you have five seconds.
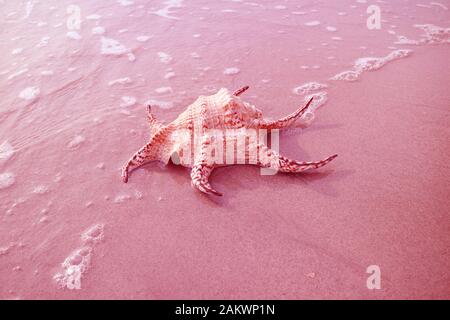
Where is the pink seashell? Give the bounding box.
[122,86,337,196]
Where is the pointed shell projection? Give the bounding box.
[122,86,337,196]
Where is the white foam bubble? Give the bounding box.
[66,31,82,40]
[91,26,105,35]
[81,224,104,243]
[153,0,184,20]
[331,49,412,81]
[33,185,49,194]
[40,70,53,76]
[155,87,172,94]
[11,48,23,55]
[54,246,92,290]
[146,99,174,109]
[0,141,15,164]
[304,21,321,27]
[37,36,50,47]
[158,52,172,64]
[304,91,328,112]
[114,194,131,203]
[223,67,240,75]
[326,26,337,32]
[108,77,132,86]
[54,224,105,290]
[0,172,15,190]
[67,135,85,150]
[164,71,176,79]
[127,53,136,61]
[292,82,328,96]
[117,0,134,6]
[120,96,136,107]
[19,86,40,100]
[136,35,152,42]
[101,37,129,56]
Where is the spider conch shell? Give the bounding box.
[122,86,337,196]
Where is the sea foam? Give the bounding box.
[331,49,412,81]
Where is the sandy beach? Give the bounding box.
[0,0,449,299]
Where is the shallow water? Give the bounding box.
[0,0,449,299]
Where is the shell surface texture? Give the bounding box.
[122,86,337,196]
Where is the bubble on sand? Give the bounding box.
[292,82,328,96]
[101,37,129,56]
[41,70,54,76]
[158,52,172,64]
[0,245,11,256]
[54,246,93,290]
[136,35,152,42]
[33,185,49,194]
[117,0,134,6]
[330,70,360,81]
[0,141,15,164]
[11,48,23,55]
[127,53,136,61]
[146,99,174,109]
[223,67,240,75]
[19,86,40,100]
[155,87,172,94]
[108,77,132,86]
[54,224,105,290]
[66,31,81,40]
[86,14,101,20]
[331,49,412,81]
[304,21,321,27]
[304,91,328,112]
[91,26,105,35]
[67,135,85,150]
[152,0,184,20]
[114,194,131,203]
[0,172,15,190]
[164,71,176,79]
[81,224,104,243]
[96,162,105,169]
[120,96,136,107]
[326,26,337,32]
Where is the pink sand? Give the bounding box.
[0,0,449,299]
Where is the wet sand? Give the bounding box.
[0,0,449,299]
